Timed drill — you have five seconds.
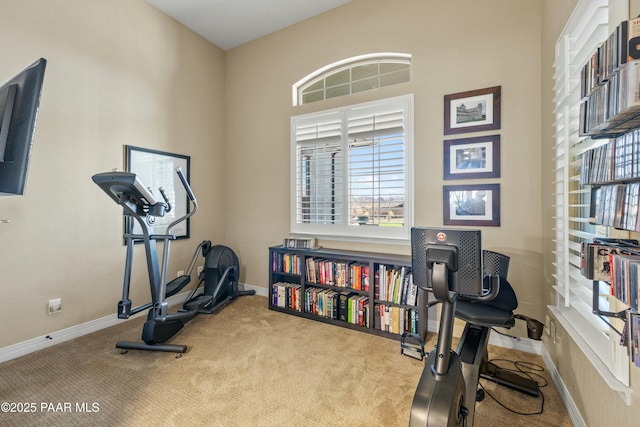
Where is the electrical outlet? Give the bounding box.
[550,320,557,344]
[177,270,184,277]
[545,315,551,335]
[48,298,62,315]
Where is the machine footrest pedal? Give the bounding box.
[116,341,187,354]
[183,294,210,312]
[400,332,425,361]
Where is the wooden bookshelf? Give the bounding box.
[268,246,427,341]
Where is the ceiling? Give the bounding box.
[146,0,352,51]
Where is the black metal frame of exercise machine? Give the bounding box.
[92,168,254,355]
[408,228,539,426]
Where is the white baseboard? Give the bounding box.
[240,282,268,297]
[0,284,264,364]
[541,346,586,427]
[0,312,123,364]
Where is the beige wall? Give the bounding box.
[0,0,226,347]
[225,0,544,337]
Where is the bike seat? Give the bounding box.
[455,275,517,328]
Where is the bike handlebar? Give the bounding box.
[176,168,196,202]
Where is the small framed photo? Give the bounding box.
[444,86,501,135]
[125,145,191,239]
[444,135,500,180]
[443,184,500,227]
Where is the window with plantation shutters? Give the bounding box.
[553,0,632,401]
[291,95,413,241]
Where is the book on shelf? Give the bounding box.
[272,282,302,312]
[373,264,417,306]
[374,304,419,335]
[338,291,353,322]
[272,252,302,275]
[306,257,366,289]
[306,287,340,319]
[354,295,369,327]
[348,262,369,291]
[269,246,419,339]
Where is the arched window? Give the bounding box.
[293,53,411,106]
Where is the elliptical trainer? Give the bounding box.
[92,168,254,354]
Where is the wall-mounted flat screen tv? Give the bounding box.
[0,58,47,195]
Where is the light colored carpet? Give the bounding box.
[0,295,570,426]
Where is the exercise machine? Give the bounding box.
[92,168,254,354]
[408,227,539,426]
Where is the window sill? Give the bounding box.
[548,305,632,405]
[288,232,410,247]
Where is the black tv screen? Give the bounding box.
[0,58,47,195]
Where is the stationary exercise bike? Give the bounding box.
[408,227,539,426]
[92,168,254,354]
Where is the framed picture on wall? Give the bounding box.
[124,145,191,239]
[444,86,501,135]
[443,135,500,180]
[443,183,500,226]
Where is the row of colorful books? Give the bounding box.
[271,282,302,312]
[272,283,370,327]
[270,282,422,334]
[373,304,420,335]
[305,257,370,291]
[305,287,370,327]
[271,252,302,275]
[305,259,417,306]
[374,265,417,306]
